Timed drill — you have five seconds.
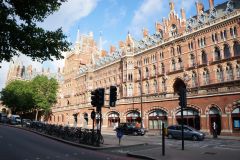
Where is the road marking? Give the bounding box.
[73,153,78,156]
[200,145,209,148]
[214,146,240,151]
[64,154,69,157]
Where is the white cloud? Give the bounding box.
[128,0,164,39]
[128,0,197,39]
[103,5,126,28]
[38,0,99,33]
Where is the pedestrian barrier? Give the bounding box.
[25,121,104,146]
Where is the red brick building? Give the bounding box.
[8,0,240,136]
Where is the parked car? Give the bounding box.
[10,115,21,125]
[0,113,8,123]
[115,123,145,136]
[22,119,32,127]
[167,125,205,141]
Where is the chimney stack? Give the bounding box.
[209,0,214,9]
[110,45,116,54]
[181,8,186,21]
[143,28,148,38]
[196,1,204,15]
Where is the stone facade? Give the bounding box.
[7,0,240,136]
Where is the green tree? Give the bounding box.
[0,0,70,62]
[31,75,58,120]
[0,80,33,113]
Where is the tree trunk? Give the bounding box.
[35,109,39,121]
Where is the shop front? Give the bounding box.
[126,111,140,123]
[148,109,167,130]
[176,107,200,130]
[108,112,120,128]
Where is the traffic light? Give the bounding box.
[91,89,98,107]
[98,88,105,106]
[178,87,187,108]
[109,86,117,107]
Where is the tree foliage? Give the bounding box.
[0,0,70,62]
[0,75,58,116]
[0,80,33,113]
[31,75,58,113]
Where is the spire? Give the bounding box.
[99,31,103,51]
[76,29,81,44]
[126,31,132,44]
[91,51,95,65]
[169,0,175,12]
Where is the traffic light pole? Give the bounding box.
[181,105,184,150]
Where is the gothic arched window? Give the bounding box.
[192,71,198,87]
[146,81,150,94]
[216,65,224,82]
[203,68,210,85]
[226,63,233,81]
[153,79,158,93]
[214,47,221,61]
[224,44,231,59]
[172,59,176,71]
[202,51,208,64]
[233,41,240,56]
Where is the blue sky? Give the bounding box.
[0,0,227,90]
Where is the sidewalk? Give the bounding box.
[3,124,240,160]
[144,130,240,141]
[127,145,240,160]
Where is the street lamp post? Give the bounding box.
[135,66,143,128]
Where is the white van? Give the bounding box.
[10,115,21,125]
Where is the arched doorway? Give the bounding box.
[231,107,240,131]
[108,112,120,128]
[148,109,167,130]
[176,107,200,130]
[83,113,88,128]
[209,107,221,135]
[126,111,140,123]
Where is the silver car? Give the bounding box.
[167,125,205,141]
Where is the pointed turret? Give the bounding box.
[99,31,103,52]
[75,29,81,50]
[169,0,175,12]
[126,31,133,46]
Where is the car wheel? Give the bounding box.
[133,131,138,136]
[192,135,198,141]
[168,134,173,139]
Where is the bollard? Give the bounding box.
[162,123,165,156]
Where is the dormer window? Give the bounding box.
[171,24,177,36]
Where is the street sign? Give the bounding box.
[116,130,123,146]
[91,110,96,120]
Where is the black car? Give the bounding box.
[167,125,205,141]
[115,123,145,136]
